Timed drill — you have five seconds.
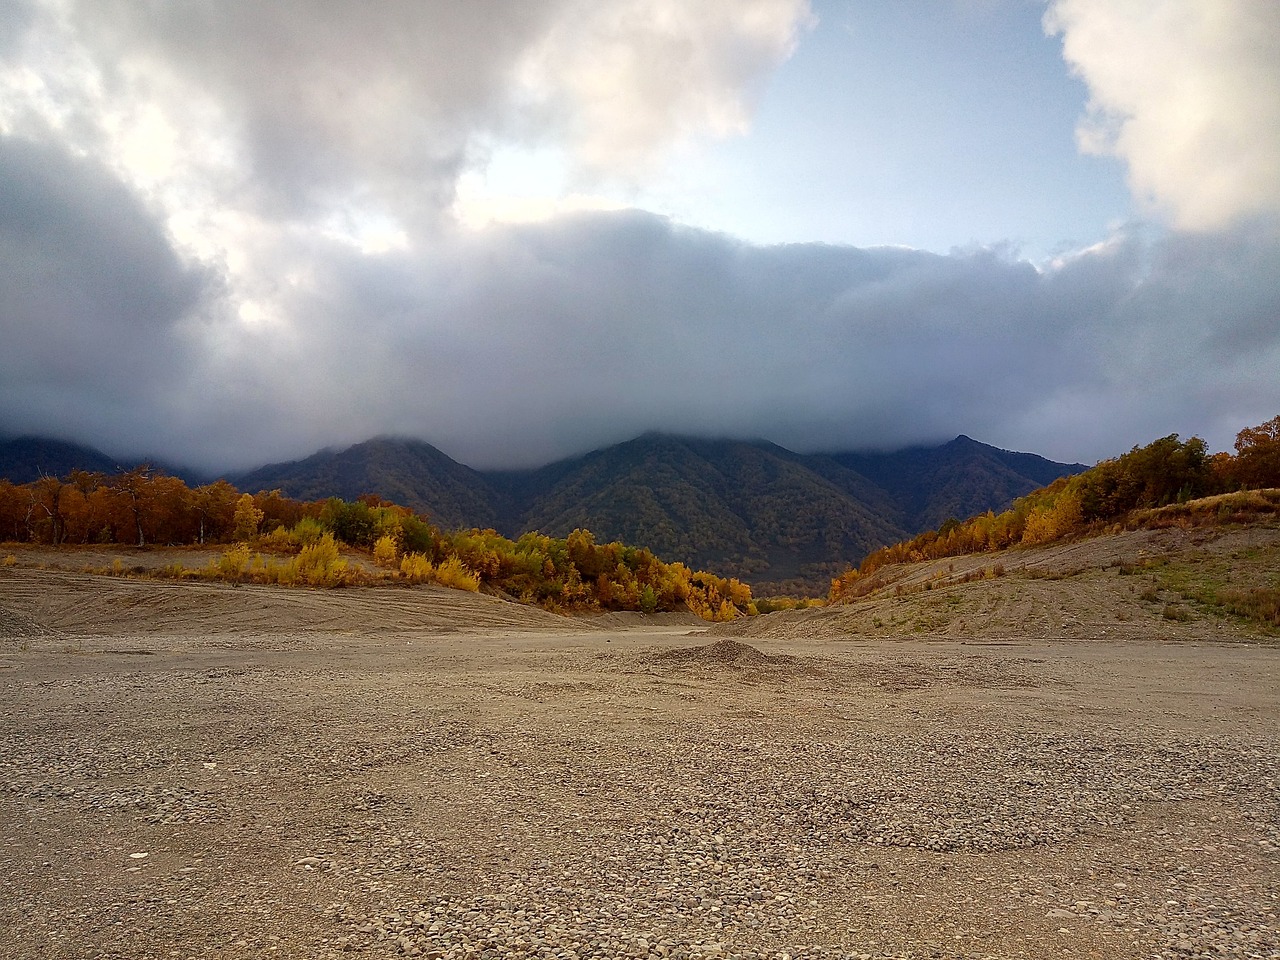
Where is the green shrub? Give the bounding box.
[639,584,658,614]
[291,517,327,547]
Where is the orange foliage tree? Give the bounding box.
[1234,414,1280,489]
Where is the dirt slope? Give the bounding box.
[723,524,1280,644]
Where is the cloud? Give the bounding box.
[198,212,1274,470]
[1046,0,1280,230]
[0,3,1275,475]
[0,136,208,445]
[0,0,811,229]
[515,0,813,177]
[7,139,1274,472]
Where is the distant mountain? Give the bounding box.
[483,434,1084,593]
[0,431,1087,594]
[0,436,120,483]
[821,435,1088,532]
[232,436,501,532]
[491,435,907,593]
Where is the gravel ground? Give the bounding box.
[1,566,1278,959]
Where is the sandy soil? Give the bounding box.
[1,549,1277,960]
[728,525,1280,644]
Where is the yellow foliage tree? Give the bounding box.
[232,493,264,541]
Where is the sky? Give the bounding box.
[0,0,1277,472]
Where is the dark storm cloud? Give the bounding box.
[1,160,1276,470]
[0,136,209,451]
[170,211,1278,470]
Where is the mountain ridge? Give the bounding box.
[1,431,1087,593]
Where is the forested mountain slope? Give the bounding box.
[232,437,501,532]
[1,432,1086,594]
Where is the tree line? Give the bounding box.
[0,467,754,620]
[830,414,1280,603]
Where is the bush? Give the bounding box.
[320,499,377,547]
[434,556,480,592]
[258,526,297,551]
[293,533,347,586]
[373,534,399,568]
[214,543,252,580]
[291,517,327,547]
[400,552,434,583]
[639,584,658,614]
[399,516,439,556]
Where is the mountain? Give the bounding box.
[232,436,501,532]
[0,436,120,483]
[821,435,1089,531]
[491,435,907,592]
[0,431,1087,594]
[481,434,1084,594]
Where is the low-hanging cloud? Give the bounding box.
[1046,0,1280,230]
[2,139,1276,472]
[0,137,208,447]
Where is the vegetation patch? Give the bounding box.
[830,414,1280,608]
[0,468,758,619]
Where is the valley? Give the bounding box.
[1,524,1277,959]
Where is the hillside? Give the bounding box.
[232,437,502,532]
[225,432,1082,592]
[721,512,1280,644]
[821,434,1086,531]
[0,436,119,484]
[493,435,907,591]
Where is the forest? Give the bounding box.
[829,414,1280,602]
[0,469,755,621]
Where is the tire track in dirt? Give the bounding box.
[0,567,572,641]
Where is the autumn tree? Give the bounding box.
[0,481,27,541]
[59,470,107,544]
[144,475,197,544]
[253,489,308,533]
[233,493,264,541]
[191,480,239,544]
[1234,414,1280,488]
[28,474,69,545]
[111,466,154,546]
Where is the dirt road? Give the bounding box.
[1,565,1277,959]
